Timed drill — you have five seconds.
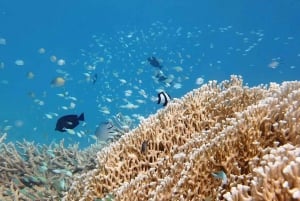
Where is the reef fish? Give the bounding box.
[92,73,98,85]
[94,121,115,141]
[141,140,148,154]
[55,113,84,132]
[51,77,65,87]
[157,91,171,106]
[147,56,163,69]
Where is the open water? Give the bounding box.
[0,0,299,148]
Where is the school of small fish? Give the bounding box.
[0,21,298,147]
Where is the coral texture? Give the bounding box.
[222,143,300,201]
[0,111,130,199]
[0,135,100,200]
[64,75,300,201]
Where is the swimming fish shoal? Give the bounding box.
[157,91,171,106]
[55,113,85,132]
[147,56,163,69]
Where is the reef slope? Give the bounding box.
[64,75,300,201]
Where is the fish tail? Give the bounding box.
[78,113,85,121]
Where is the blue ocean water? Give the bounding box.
[0,1,299,148]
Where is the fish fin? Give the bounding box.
[163,100,168,106]
[166,92,171,99]
[157,92,162,104]
[78,113,85,121]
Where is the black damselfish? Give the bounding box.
[92,73,98,85]
[147,56,163,69]
[55,113,85,132]
[157,91,171,106]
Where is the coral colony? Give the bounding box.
[1,75,300,200]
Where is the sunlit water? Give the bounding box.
[0,1,299,149]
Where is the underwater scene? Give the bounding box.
[0,1,300,200]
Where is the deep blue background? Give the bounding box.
[0,0,299,148]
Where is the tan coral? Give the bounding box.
[64,75,300,201]
[223,143,300,201]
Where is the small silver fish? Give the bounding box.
[94,121,115,142]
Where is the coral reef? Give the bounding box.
[0,134,102,200]
[63,75,300,201]
[222,143,300,200]
[1,76,299,200]
[0,112,129,200]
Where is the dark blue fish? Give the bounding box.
[155,70,167,82]
[55,113,84,132]
[157,92,171,106]
[92,73,98,85]
[147,56,163,69]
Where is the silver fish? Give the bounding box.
[94,121,116,142]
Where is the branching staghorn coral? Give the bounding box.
[0,135,107,200]
[63,75,300,201]
[222,143,300,200]
[106,113,134,142]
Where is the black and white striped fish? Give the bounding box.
[157,91,171,106]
